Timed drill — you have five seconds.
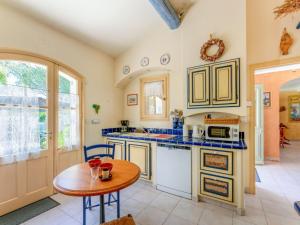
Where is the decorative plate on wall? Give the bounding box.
[160,53,171,65]
[123,65,130,75]
[140,57,149,67]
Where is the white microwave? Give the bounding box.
[205,124,239,142]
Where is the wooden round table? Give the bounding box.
[53,160,140,224]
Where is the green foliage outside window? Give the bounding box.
[59,75,71,94]
[58,126,71,149]
[0,70,7,84]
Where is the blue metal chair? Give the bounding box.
[83,144,120,225]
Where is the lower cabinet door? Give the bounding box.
[200,149,233,175]
[126,141,151,180]
[200,173,233,203]
[106,139,126,160]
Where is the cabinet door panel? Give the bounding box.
[200,173,233,203]
[200,149,233,175]
[107,139,125,160]
[126,142,151,180]
[211,59,239,106]
[187,66,210,108]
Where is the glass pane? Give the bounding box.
[0,60,48,157]
[143,80,164,116]
[59,70,78,94]
[0,60,47,90]
[0,107,48,157]
[0,85,47,107]
[145,96,163,115]
[58,70,80,150]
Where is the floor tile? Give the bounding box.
[150,193,179,213]
[121,198,148,216]
[198,205,233,225]
[163,214,197,225]
[244,194,263,210]
[171,200,204,223]
[261,198,298,219]
[233,218,256,225]
[233,207,267,225]
[136,206,169,225]
[131,189,159,204]
[265,212,300,225]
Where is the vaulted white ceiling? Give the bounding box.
[2,0,170,57]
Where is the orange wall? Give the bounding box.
[255,71,300,161]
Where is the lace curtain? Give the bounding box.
[58,92,80,150]
[0,61,81,158]
[144,81,163,115]
[144,81,163,97]
[0,84,46,157]
[58,71,80,151]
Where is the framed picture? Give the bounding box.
[263,92,271,107]
[127,94,138,106]
[289,95,300,122]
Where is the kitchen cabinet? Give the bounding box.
[200,149,233,175]
[106,138,126,160]
[187,65,210,107]
[126,141,151,180]
[200,173,233,203]
[211,59,239,106]
[198,147,245,215]
[187,58,240,108]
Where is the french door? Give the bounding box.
[0,53,83,215]
[255,84,264,165]
[54,66,82,175]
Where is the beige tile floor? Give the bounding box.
[21,142,300,225]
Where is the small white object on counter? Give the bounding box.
[183,125,189,137]
[192,125,204,138]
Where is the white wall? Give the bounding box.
[115,0,247,128]
[247,0,300,64]
[0,4,123,145]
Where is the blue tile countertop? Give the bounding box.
[102,128,247,150]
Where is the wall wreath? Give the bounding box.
[200,35,225,62]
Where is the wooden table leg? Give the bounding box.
[100,195,105,223]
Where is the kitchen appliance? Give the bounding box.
[120,120,129,132]
[205,124,239,142]
[192,125,204,138]
[156,143,192,199]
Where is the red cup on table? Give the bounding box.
[100,163,113,179]
[88,158,101,180]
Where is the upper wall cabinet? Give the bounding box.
[188,65,210,107]
[187,58,240,109]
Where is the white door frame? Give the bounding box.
[255,84,264,165]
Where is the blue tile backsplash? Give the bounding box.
[102,127,183,136]
[101,127,247,150]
